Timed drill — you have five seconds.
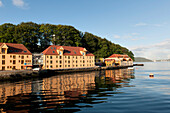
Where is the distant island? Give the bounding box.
[135,57,153,62]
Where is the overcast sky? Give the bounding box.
[1,0,170,60]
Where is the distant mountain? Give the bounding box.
[134,57,153,62]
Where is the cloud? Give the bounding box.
[131,33,139,36]
[135,23,148,26]
[0,0,3,7]
[12,0,28,9]
[131,39,170,60]
[114,35,120,39]
[135,22,167,27]
[113,33,144,41]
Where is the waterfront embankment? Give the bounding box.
[0,64,143,81]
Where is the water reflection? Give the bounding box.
[0,69,134,113]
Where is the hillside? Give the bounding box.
[135,57,153,62]
[0,22,134,60]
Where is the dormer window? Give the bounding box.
[59,51,62,55]
[82,52,85,56]
[2,48,5,54]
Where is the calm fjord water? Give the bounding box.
[1,62,170,113]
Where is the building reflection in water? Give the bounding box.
[0,69,134,113]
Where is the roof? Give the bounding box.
[0,43,32,55]
[108,54,131,59]
[108,54,123,58]
[105,59,115,61]
[42,45,94,56]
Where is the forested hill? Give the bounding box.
[0,22,134,60]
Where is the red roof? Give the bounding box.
[108,54,130,58]
[0,43,32,55]
[108,54,123,58]
[105,59,114,61]
[42,45,94,56]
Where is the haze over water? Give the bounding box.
[1,62,170,112]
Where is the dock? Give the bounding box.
[0,64,143,81]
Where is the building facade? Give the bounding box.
[0,43,32,70]
[105,54,133,67]
[41,45,95,69]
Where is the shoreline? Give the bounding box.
[0,64,143,81]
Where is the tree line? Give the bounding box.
[0,22,134,60]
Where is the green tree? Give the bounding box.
[53,25,81,46]
[14,22,40,52]
[0,23,16,43]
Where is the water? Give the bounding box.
[1,62,170,113]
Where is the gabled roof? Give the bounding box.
[42,45,94,56]
[108,54,123,58]
[0,43,32,55]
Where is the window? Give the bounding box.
[47,56,49,58]
[13,66,16,69]
[65,60,67,63]
[2,60,5,65]
[68,65,70,67]
[73,50,76,54]
[50,65,53,68]
[65,65,67,67]
[56,65,58,68]
[60,61,62,64]
[60,65,62,67]
[2,49,5,54]
[56,60,58,63]
[65,56,67,58]
[50,56,52,59]
[82,52,85,56]
[21,60,24,64]
[54,47,56,50]
[47,65,49,68]
[13,55,16,59]
[47,60,49,63]
[27,56,29,58]
[21,56,24,59]
[24,51,27,53]
[13,60,16,64]
[68,61,70,63]
[56,56,58,58]
[2,55,5,59]
[10,55,12,58]
[59,51,62,55]
[53,51,55,53]
[10,60,12,63]
[50,60,53,64]
[19,55,20,58]
[60,56,62,59]
[19,60,20,63]
[51,47,53,49]
[68,56,70,59]
[21,66,24,69]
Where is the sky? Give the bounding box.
[0,0,170,60]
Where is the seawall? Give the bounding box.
[0,64,143,81]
